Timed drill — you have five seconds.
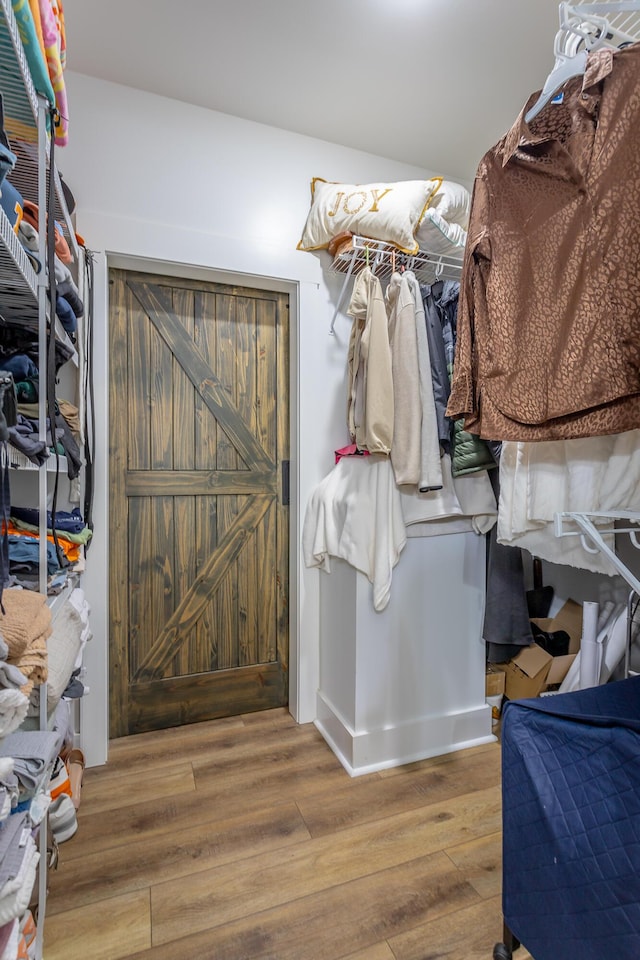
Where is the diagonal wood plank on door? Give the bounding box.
[133,494,273,682]
[128,280,273,473]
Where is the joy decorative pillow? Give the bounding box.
[297,177,443,255]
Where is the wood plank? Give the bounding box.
[170,287,197,678]
[340,945,396,960]
[444,831,503,899]
[194,290,217,471]
[125,470,275,496]
[108,271,132,738]
[43,889,151,960]
[128,280,273,470]
[127,496,153,677]
[236,297,258,666]
[128,662,286,732]
[146,299,173,470]
[151,494,174,683]
[215,292,239,670]
[86,709,302,782]
[257,499,277,662]
[172,495,196,677]
[47,802,310,916]
[388,894,507,960]
[255,297,277,461]
[171,286,196,472]
[124,273,150,471]
[196,493,217,673]
[69,762,196,818]
[297,742,502,838]
[150,787,499,944]
[132,495,272,680]
[130,852,480,960]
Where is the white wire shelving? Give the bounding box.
[327,234,465,334]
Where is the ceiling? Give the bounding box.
[62,0,567,182]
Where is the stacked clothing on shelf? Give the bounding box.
[0,809,38,933]
[0,728,61,945]
[27,587,91,718]
[0,590,50,702]
[7,508,90,589]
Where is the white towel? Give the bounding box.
[0,691,29,740]
[303,456,406,611]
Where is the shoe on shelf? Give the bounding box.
[47,756,71,802]
[65,748,85,810]
[48,794,78,844]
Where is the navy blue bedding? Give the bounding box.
[501,676,640,960]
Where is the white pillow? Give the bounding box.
[297,177,443,255]
[428,180,471,228]
[416,209,467,256]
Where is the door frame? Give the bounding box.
[81,252,305,763]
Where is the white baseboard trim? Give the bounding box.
[315,691,495,778]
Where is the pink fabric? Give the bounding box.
[335,444,370,464]
[37,0,68,145]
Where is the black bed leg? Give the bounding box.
[503,921,520,952]
[492,922,521,959]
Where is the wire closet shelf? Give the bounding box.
[327,236,464,335]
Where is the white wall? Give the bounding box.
[60,71,446,763]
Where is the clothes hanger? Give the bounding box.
[525,1,640,123]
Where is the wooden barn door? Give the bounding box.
[108,270,290,737]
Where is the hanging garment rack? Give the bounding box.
[554,510,640,595]
[328,235,464,335]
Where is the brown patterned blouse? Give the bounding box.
[447,44,640,440]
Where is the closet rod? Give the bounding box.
[328,235,464,335]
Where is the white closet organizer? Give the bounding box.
[0,2,84,957]
[328,234,464,334]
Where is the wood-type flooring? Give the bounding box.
[43,708,533,960]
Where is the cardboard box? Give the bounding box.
[494,644,553,700]
[485,667,506,698]
[546,654,576,687]
[531,598,583,654]
[532,599,583,690]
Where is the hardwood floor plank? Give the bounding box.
[338,945,396,960]
[127,852,481,960]
[44,890,151,960]
[189,720,334,781]
[47,802,311,916]
[388,894,506,960]
[77,761,195,816]
[297,744,501,837]
[377,741,499,778]
[150,786,500,945]
[97,710,292,775]
[65,744,350,860]
[444,832,503,899]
